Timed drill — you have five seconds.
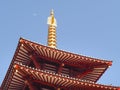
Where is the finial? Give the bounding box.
[50,9,54,15]
[47,9,57,48]
[47,9,57,27]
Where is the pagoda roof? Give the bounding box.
[1,37,119,90]
[1,62,120,90]
[1,38,113,86]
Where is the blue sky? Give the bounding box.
[0,0,120,86]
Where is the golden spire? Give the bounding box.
[47,9,57,48]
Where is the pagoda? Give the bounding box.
[1,10,120,90]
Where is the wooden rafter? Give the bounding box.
[76,68,93,79]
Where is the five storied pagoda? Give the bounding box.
[1,10,120,90]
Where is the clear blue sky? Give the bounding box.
[0,0,120,86]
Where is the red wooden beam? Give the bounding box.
[25,79,39,90]
[21,41,41,69]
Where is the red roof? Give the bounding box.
[1,38,119,90]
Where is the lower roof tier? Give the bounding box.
[1,62,120,90]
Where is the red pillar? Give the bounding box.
[29,54,41,69]
[57,63,64,74]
